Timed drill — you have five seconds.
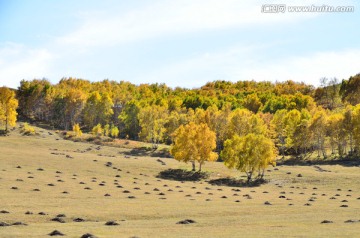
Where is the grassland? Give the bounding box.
[0,125,359,238]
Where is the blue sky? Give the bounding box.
[0,0,359,89]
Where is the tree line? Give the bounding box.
[1,74,360,179]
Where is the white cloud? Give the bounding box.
[0,0,357,89]
[0,43,53,88]
[57,0,319,48]
[239,49,360,86]
[135,46,360,88]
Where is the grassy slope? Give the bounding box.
[0,126,359,238]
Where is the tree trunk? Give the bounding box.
[5,116,8,132]
[199,162,202,172]
[259,168,265,179]
[245,171,252,183]
[191,161,196,171]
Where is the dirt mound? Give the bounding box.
[105,220,119,226]
[48,230,65,236]
[51,217,65,223]
[81,233,98,238]
[0,222,10,226]
[176,219,196,224]
[73,218,85,222]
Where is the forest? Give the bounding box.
[1,74,360,172]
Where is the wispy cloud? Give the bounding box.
[0,0,358,89]
[57,0,319,48]
[0,43,53,88]
[240,49,360,85]
[135,47,360,88]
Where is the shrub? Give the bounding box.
[104,124,110,137]
[110,125,119,138]
[21,123,36,135]
[72,123,82,137]
[92,124,103,137]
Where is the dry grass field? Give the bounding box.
[0,125,360,237]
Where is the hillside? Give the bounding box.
[0,125,359,237]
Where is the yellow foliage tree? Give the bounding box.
[104,124,110,137]
[138,105,168,149]
[343,105,354,153]
[92,124,103,137]
[0,87,18,132]
[243,93,262,113]
[72,123,82,137]
[327,113,346,156]
[110,125,119,138]
[226,108,267,139]
[221,133,277,182]
[309,108,328,158]
[352,104,360,154]
[170,122,218,171]
[270,109,288,156]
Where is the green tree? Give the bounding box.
[243,93,262,113]
[138,105,168,149]
[83,91,101,128]
[270,109,287,156]
[83,91,114,129]
[340,74,360,105]
[291,109,312,157]
[119,100,141,139]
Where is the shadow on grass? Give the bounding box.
[150,149,171,158]
[123,147,149,156]
[0,130,9,136]
[278,156,360,167]
[122,147,171,158]
[208,177,268,187]
[157,169,209,181]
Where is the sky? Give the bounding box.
[0,0,359,89]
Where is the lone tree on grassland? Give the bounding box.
[0,87,18,132]
[221,133,277,183]
[170,122,218,171]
